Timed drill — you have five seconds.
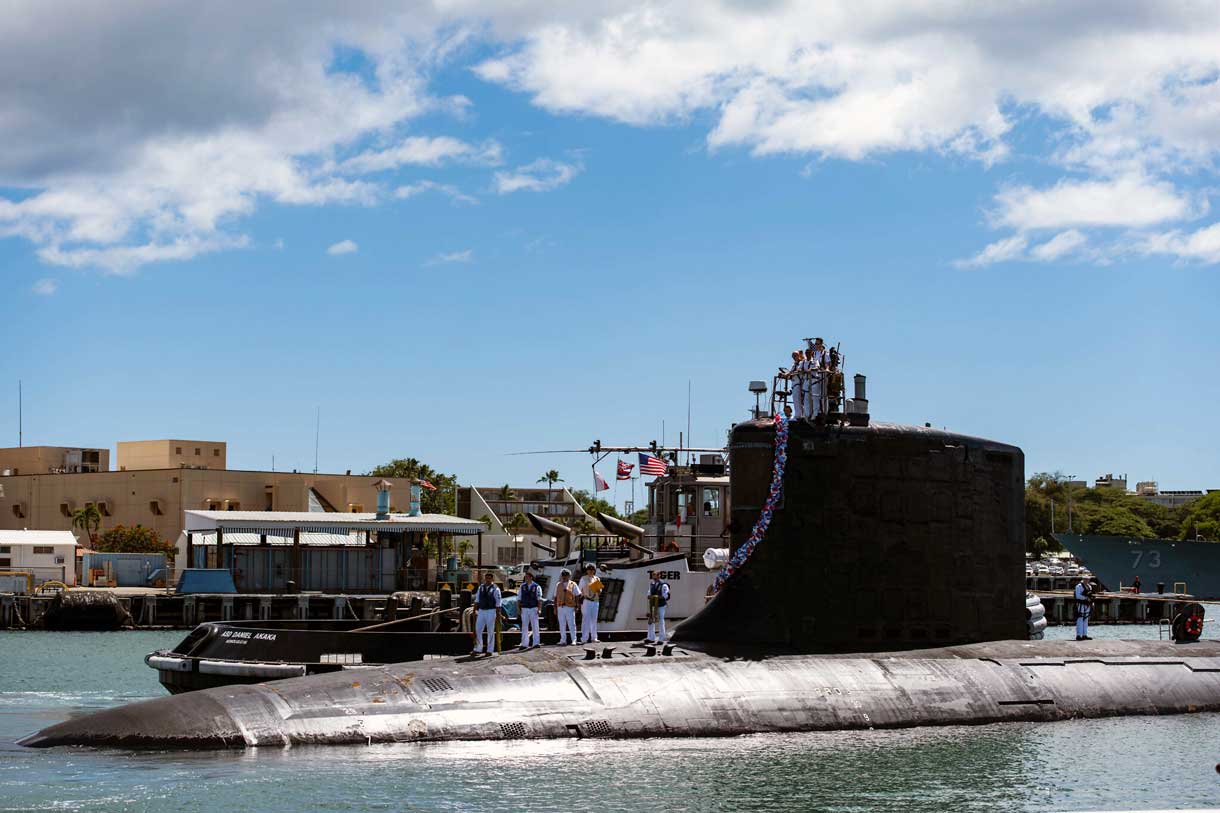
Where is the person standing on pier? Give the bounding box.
[554,569,579,645]
[1074,576,1093,641]
[518,571,542,649]
[578,564,604,644]
[472,572,502,655]
[646,571,671,644]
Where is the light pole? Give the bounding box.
[1065,474,1075,534]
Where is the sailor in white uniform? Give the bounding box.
[785,350,805,419]
[646,571,671,644]
[1074,577,1093,641]
[472,572,502,655]
[517,570,542,649]
[805,338,827,419]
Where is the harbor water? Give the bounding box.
[2,627,1218,812]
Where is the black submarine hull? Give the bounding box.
[21,640,1220,748]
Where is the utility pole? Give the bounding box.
[1066,474,1075,533]
[18,380,22,447]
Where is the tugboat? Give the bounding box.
[23,341,1220,750]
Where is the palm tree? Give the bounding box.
[457,539,474,567]
[505,511,529,563]
[71,504,102,546]
[537,470,564,513]
[499,484,515,501]
[572,516,596,537]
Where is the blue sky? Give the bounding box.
[2,4,1219,502]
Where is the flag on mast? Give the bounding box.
[616,459,634,480]
[638,452,667,476]
[594,470,610,492]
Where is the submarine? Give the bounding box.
[20,376,1220,749]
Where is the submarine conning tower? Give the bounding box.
[675,418,1027,653]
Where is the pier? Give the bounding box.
[1035,590,1203,626]
[1,588,404,630]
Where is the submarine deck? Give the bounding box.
[20,638,1220,749]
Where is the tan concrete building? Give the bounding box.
[116,439,226,470]
[0,445,108,475]
[0,441,422,554]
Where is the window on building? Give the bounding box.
[54,556,65,565]
[32,546,54,554]
[195,448,201,456]
[0,558,10,569]
[0,546,9,554]
[213,448,220,457]
[702,487,721,517]
[176,446,182,454]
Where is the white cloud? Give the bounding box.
[494,158,582,194]
[6,3,1220,272]
[394,180,478,205]
[954,235,1028,269]
[1030,230,1089,262]
[32,278,58,295]
[38,234,250,276]
[993,175,1195,231]
[425,248,473,265]
[340,136,501,174]
[327,239,359,256]
[1141,222,1220,264]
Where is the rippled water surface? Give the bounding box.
[2,628,1219,812]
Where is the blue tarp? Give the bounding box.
[176,568,237,594]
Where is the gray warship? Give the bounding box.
[20,363,1220,749]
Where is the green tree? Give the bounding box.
[503,511,530,563]
[498,484,515,500]
[537,470,564,502]
[571,516,596,536]
[95,524,172,554]
[365,457,460,514]
[1179,491,1220,541]
[457,539,474,567]
[570,488,621,519]
[71,504,103,545]
[627,508,650,526]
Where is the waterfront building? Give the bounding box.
[116,439,226,470]
[0,445,108,475]
[179,509,483,593]
[0,438,426,555]
[1094,473,1128,491]
[1133,481,1213,509]
[0,529,78,586]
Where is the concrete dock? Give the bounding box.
[1,588,395,630]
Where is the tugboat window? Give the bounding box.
[703,487,720,517]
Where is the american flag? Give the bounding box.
[638,452,668,476]
[616,459,634,480]
[418,479,437,491]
